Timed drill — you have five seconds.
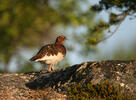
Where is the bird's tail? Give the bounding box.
[29,56,37,61]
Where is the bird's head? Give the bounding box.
[55,35,66,44]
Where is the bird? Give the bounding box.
[30,35,66,71]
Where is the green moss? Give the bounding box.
[67,81,135,100]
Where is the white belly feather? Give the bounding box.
[35,53,64,65]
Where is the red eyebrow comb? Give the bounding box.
[59,35,65,38]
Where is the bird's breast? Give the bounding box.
[35,52,65,65]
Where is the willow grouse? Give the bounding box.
[30,35,66,71]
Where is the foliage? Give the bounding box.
[92,0,136,13]
[0,0,94,72]
[79,0,136,58]
[0,69,4,73]
[0,0,49,71]
[88,0,136,45]
[82,0,136,60]
[0,0,136,72]
[67,81,135,100]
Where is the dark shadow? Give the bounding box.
[25,64,81,90]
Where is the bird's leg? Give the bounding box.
[48,64,53,72]
[51,65,54,71]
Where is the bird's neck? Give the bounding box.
[55,41,64,45]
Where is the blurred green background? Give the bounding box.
[0,0,136,73]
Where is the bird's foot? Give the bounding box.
[48,66,53,72]
[48,68,52,72]
[47,68,58,72]
[48,64,54,72]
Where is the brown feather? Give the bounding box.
[30,44,66,61]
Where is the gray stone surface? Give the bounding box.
[0,60,136,100]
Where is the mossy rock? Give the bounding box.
[67,81,135,100]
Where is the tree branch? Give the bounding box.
[97,10,129,44]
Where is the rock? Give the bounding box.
[0,60,136,100]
